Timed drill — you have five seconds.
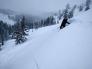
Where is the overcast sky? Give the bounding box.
[0,0,85,15]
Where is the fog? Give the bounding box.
[0,0,85,15]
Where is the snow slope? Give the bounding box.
[0,9,92,69]
[0,13,15,25]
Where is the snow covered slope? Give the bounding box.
[0,8,92,69]
[0,13,15,25]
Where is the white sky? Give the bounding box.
[0,0,85,15]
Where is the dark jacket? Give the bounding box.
[60,18,70,29]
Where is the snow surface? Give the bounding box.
[0,13,15,25]
[0,8,92,69]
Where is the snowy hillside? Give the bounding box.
[0,13,15,25]
[0,6,92,69]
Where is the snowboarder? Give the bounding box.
[60,17,70,29]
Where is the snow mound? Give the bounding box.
[0,8,92,69]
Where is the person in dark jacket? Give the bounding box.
[60,17,70,29]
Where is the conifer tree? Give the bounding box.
[85,0,91,11]
[13,16,28,44]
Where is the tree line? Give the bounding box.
[58,0,91,20]
[0,15,55,50]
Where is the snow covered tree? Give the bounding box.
[0,21,4,45]
[63,4,70,18]
[69,5,77,18]
[79,4,84,11]
[0,21,10,46]
[21,16,28,35]
[85,0,91,11]
[58,10,63,20]
[13,16,28,44]
[44,16,55,26]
